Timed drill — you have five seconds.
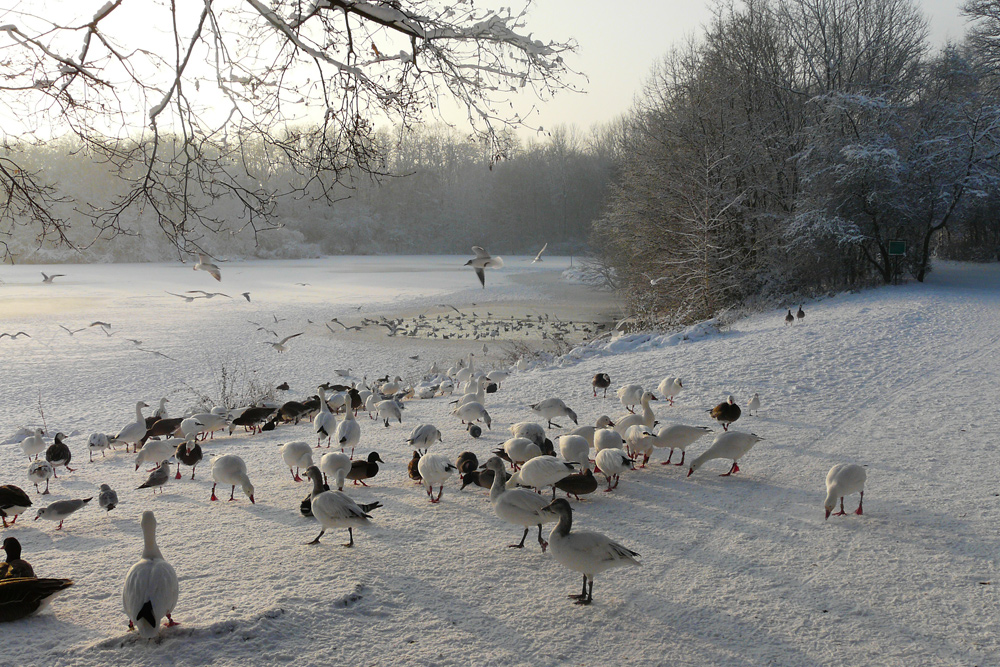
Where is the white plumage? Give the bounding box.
[539,498,641,605]
[304,467,379,547]
[320,452,352,491]
[502,437,542,469]
[510,422,546,447]
[453,401,491,429]
[594,448,632,491]
[530,398,579,429]
[656,377,684,405]
[135,438,182,471]
[407,423,442,451]
[313,388,336,447]
[687,431,763,477]
[570,416,615,448]
[123,511,179,637]
[88,432,110,461]
[614,392,658,435]
[558,434,592,471]
[113,401,149,453]
[28,461,54,495]
[280,441,313,482]
[747,393,761,416]
[652,424,713,466]
[616,384,645,412]
[484,457,553,552]
[593,428,623,453]
[375,399,402,428]
[334,408,362,456]
[624,425,656,467]
[416,453,456,503]
[20,428,46,461]
[824,463,867,520]
[517,456,577,496]
[210,454,255,503]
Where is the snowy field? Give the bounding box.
[1,256,998,666]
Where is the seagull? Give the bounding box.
[34,497,92,530]
[263,333,303,353]
[532,242,548,263]
[437,304,462,314]
[465,246,504,288]
[166,291,199,302]
[241,292,251,302]
[125,338,143,346]
[304,467,382,547]
[186,290,230,299]
[194,253,221,281]
[137,348,178,362]
[138,462,171,494]
[41,272,65,284]
[90,321,112,330]
[747,393,761,416]
[98,484,118,511]
[58,325,86,336]
[0,332,31,339]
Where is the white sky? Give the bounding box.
[520,0,969,136]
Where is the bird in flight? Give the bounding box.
[241,292,251,302]
[166,291,199,302]
[194,253,222,281]
[89,321,112,331]
[186,290,230,299]
[0,331,31,339]
[263,333,303,353]
[41,272,65,284]
[137,347,178,362]
[532,242,548,263]
[465,247,504,288]
[58,325,86,336]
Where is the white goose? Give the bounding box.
[530,398,579,429]
[484,456,553,552]
[518,456,577,498]
[182,413,228,440]
[416,453,457,503]
[20,428,46,462]
[320,452,352,491]
[210,454,255,503]
[375,400,402,428]
[455,376,489,408]
[656,377,684,406]
[313,388,337,447]
[304,467,381,547]
[280,441,313,482]
[538,498,641,605]
[407,424,442,453]
[114,401,149,453]
[653,424,713,466]
[558,435,592,471]
[570,416,615,449]
[123,511,179,637]
[594,448,632,491]
[454,353,475,385]
[616,385,645,413]
[510,422,546,447]
[453,401,492,429]
[334,408,362,457]
[593,428,623,453]
[824,463,867,520]
[502,437,542,470]
[623,425,656,467]
[135,438,182,471]
[687,431,763,477]
[614,392,658,435]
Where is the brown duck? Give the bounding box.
[708,395,741,431]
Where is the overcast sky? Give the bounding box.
[517,0,969,137]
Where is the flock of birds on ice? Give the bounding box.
[0,248,868,641]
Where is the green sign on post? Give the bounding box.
[888,240,906,256]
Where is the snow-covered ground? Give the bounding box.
[1,257,997,666]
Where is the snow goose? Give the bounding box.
[320,452,352,490]
[824,464,867,519]
[417,453,457,503]
[510,422,546,447]
[380,376,403,396]
[747,393,761,416]
[335,407,362,458]
[454,376,489,408]
[34,497,91,530]
[465,246,504,288]
[407,424,442,453]
[453,401,492,429]
[454,353,475,385]
[518,456,577,498]
[487,369,509,388]
[123,511,179,637]
[616,385,645,413]
[98,484,118,511]
[484,456,553,551]
[558,435,592,471]
[313,388,337,447]
[28,461,54,495]
[20,428,46,462]
[554,469,599,500]
[375,400,402,428]
[687,431,763,477]
[1,537,35,579]
[152,398,169,420]
[44,433,75,476]
[114,402,150,453]
[501,437,542,470]
[0,485,32,527]
[614,392,658,435]
[304,467,382,547]
[592,373,611,398]
[347,452,384,487]
[135,438,181,471]
[174,438,203,479]
[530,398,579,429]
[137,462,170,495]
[594,449,632,491]
[624,425,656,467]
[656,377,684,406]
[707,396,741,431]
[537,498,641,605]
[570,416,615,448]
[593,428,623,454]
[210,454,255,503]
[88,432,111,461]
[281,441,313,482]
[653,424,712,466]
[0,577,74,622]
